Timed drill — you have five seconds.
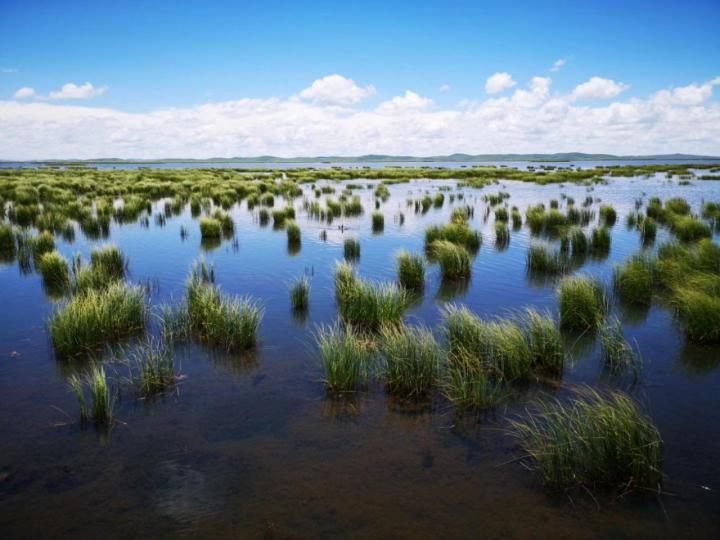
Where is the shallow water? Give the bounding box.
[1,170,719,538]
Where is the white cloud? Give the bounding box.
[485,72,516,94]
[298,74,375,106]
[2,68,18,74]
[651,78,720,106]
[571,77,629,100]
[376,91,433,114]
[47,82,108,100]
[439,84,451,93]
[1,74,719,159]
[550,59,566,72]
[13,87,35,100]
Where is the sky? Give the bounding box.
[1,0,719,159]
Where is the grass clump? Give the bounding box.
[37,250,70,289]
[90,244,127,280]
[316,323,375,393]
[495,221,510,247]
[0,223,16,258]
[371,211,384,232]
[590,226,611,256]
[670,215,711,242]
[557,275,607,331]
[334,262,409,331]
[599,319,641,377]
[286,220,301,244]
[510,388,662,492]
[186,275,263,352]
[443,350,505,410]
[199,217,222,239]
[343,238,360,260]
[396,250,425,290]
[290,276,310,310]
[523,309,564,377]
[127,338,178,397]
[671,288,720,342]
[50,283,147,357]
[613,256,654,305]
[599,204,617,226]
[430,240,471,280]
[425,222,481,252]
[68,364,113,425]
[380,324,441,399]
[443,305,532,382]
[527,244,568,274]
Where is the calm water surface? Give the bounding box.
[1,169,719,538]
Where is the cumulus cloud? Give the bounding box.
[485,72,516,94]
[13,87,35,100]
[0,74,719,159]
[48,82,108,100]
[298,74,375,106]
[571,77,629,100]
[650,78,720,106]
[550,59,566,72]
[439,84,451,93]
[376,91,433,114]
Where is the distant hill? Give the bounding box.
[3,152,719,164]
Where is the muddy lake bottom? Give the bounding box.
[1,170,720,538]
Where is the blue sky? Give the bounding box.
[0,0,719,158]
[2,0,718,110]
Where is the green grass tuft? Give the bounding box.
[396,250,425,290]
[510,388,662,492]
[380,324,441,399]
[557,275,607,330]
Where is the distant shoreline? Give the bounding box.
[2,152,720,165]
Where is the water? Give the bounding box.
[1,168,719,538]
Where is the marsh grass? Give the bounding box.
[0,223,16,259]
[286,220,301,244]
[442,349,506,410]
[316,323,375,393]
[599,319,642,378]
[186,277,263,351]
[431,240,471,280]
[38,250,70,289]
[527,244,568,274]
[68,364,113,425]
[443,305,533,382]
[670,215,711,242]
[671,288,720,342]
[90,244,127,280]
[343,238,360,260]
[199,217,222,239]
[334,261,409,331]
[495,222,510,249]
[290,276,310,310]
[510,388,662,492]
[557,275,607,331]
[590,227,611,257]
[396,250,425,290]
[50,283,147,357]
[372,211,384,233]
[125,338,178,397]
[613,255,654,305]
[523,309,564,377]
[599,204,617,226]
[380,324,441,399]
[425,222,481,252]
